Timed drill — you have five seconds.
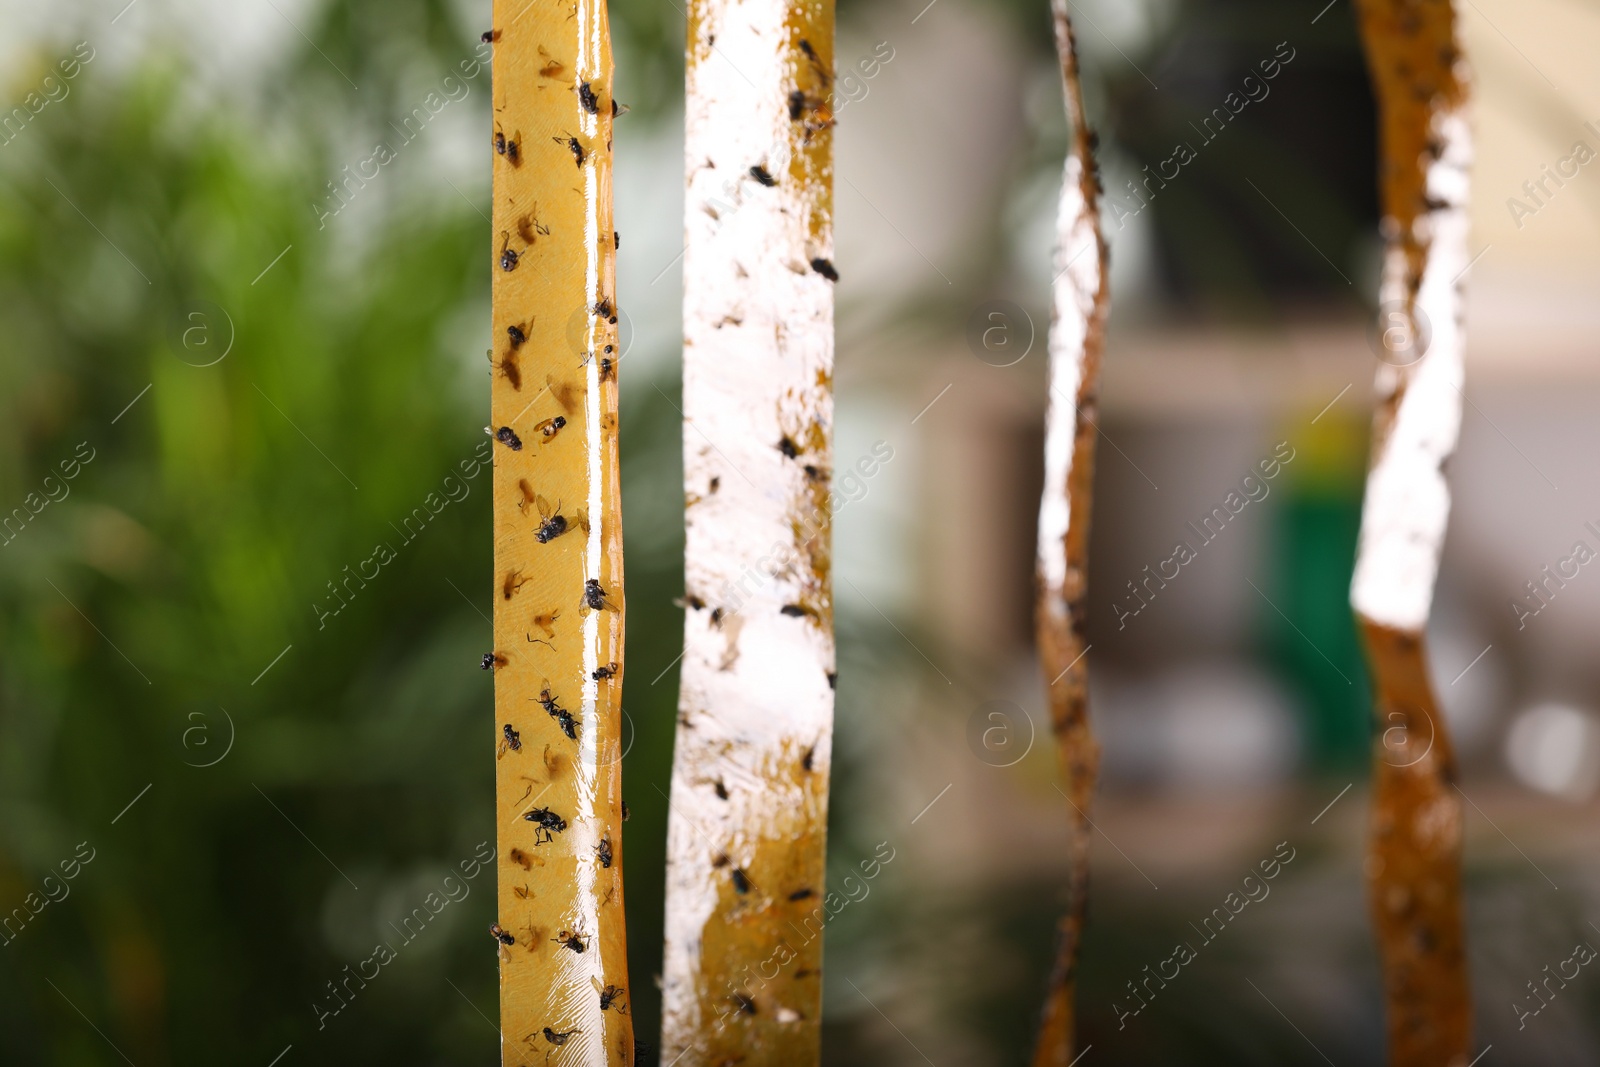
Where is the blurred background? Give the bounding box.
[2,0,1599,1063]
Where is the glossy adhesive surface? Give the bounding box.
[490,1,632,1063]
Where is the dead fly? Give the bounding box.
[536,514,568,543]
[544,1026,579,1045]
[491,125,521,166]
[503,569,530,600]
[594,297,616,324]
[534,414,567,439]
[554,134,586,167]
[581,578,614,614]
[498,723,522,757]
[536,685,566,719]
[611,100,629,117]
[788,90,834,139]
[482,652,507,671]
[591,661,618,680]
[499,233,519,272]
[621,799,630,821]
[804,108,836,141]
[528,608,560,644]
[776,435,800,458]
[537,684,579,740]
[578,81,599,114]
[537,45,564,80]
[580,349,615,383]
[507,324,527,349]
[493,425,523,451]
[481,29,500,43]
[533,496,569,544]
[489,923,515,946]
[516,212,544,246]
[731,867,752,894]
[523,805,568,844]
[595,980,629,1014]
[749,165,776,187]
[596,834,613,869]
[552,930,587,954]
[810,257,839,282]
[797,38,829,83]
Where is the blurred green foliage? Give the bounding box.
[0,53,497,1067]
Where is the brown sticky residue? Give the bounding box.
[549,376,578,414]
[1360,620,1470,1064]
[784,28,835,248]
[1355,0,1465,321]
[509,848,533,871]
[1032,8,1110,1067]
[499,348,522,390]
[717,612,744,672]
[683,746,830,1062]
[1347,3,1472,1064]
